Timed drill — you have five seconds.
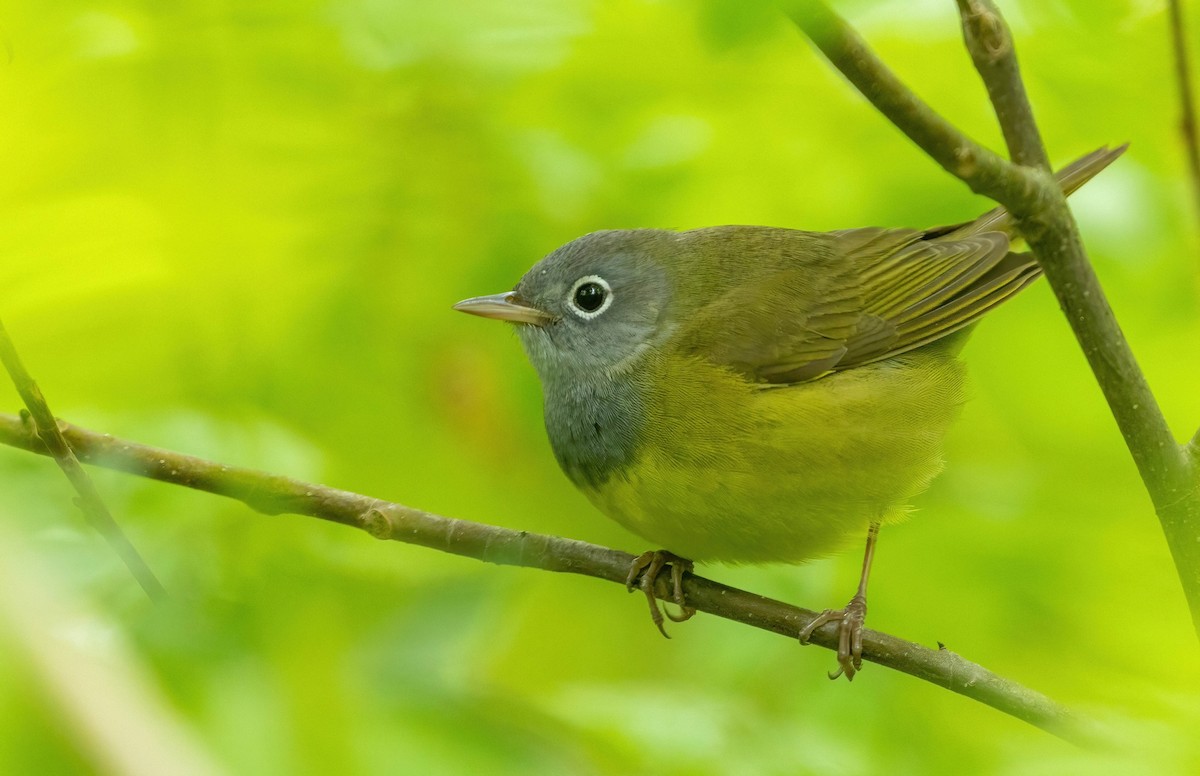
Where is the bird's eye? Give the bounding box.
[567,275,613,319]
[575,283,605,311]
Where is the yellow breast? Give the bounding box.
[581,350,965,563]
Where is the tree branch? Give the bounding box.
[0,321,166,602]
[0,412,1098,745]
[955,0,1048,170]
[1169,0,1200,229]
[783,1,1041,206]
[787,0,1200,637]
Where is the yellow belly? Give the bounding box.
[581,351,965,563]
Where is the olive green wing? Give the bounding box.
[674,225,1033,384]
[674,145,1125,385]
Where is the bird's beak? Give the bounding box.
[453,291,555,326]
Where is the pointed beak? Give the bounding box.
[453,291,555,326]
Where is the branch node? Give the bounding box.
[960,0,1011,62]
[361,507,394,540]
[953,144,979,179]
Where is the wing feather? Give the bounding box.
[671,146,1125,385]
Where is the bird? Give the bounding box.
[454,146,1124,680]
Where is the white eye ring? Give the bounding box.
[567,275,613,320]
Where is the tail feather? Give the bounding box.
[934,144,1127,239]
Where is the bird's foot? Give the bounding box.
[797,593,868,681]
[625,550,696,638]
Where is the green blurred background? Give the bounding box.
[1,0,1198,772]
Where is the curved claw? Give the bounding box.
[797,594,868,681]
[625,550,696,637]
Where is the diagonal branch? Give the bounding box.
[955,0,1048,170]
[0,412,1098,745]
[783,1,1040,206]
[786,0,1200,637]
[1168,0,1200,229]
[0,322,166,602]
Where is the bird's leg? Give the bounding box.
[625,550,696,638]
[798,521,880,681]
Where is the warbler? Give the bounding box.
[455,146,1123,679]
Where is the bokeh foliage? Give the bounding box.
[1,0,1198,772]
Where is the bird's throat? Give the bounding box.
[541,372,644,490]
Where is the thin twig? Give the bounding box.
[783,1,1039,206]
[1169,0,1200,227]
[787,0,1200,637]
[0,412,1098,745]
[955,0,1049,171]
[0,322,165,602]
